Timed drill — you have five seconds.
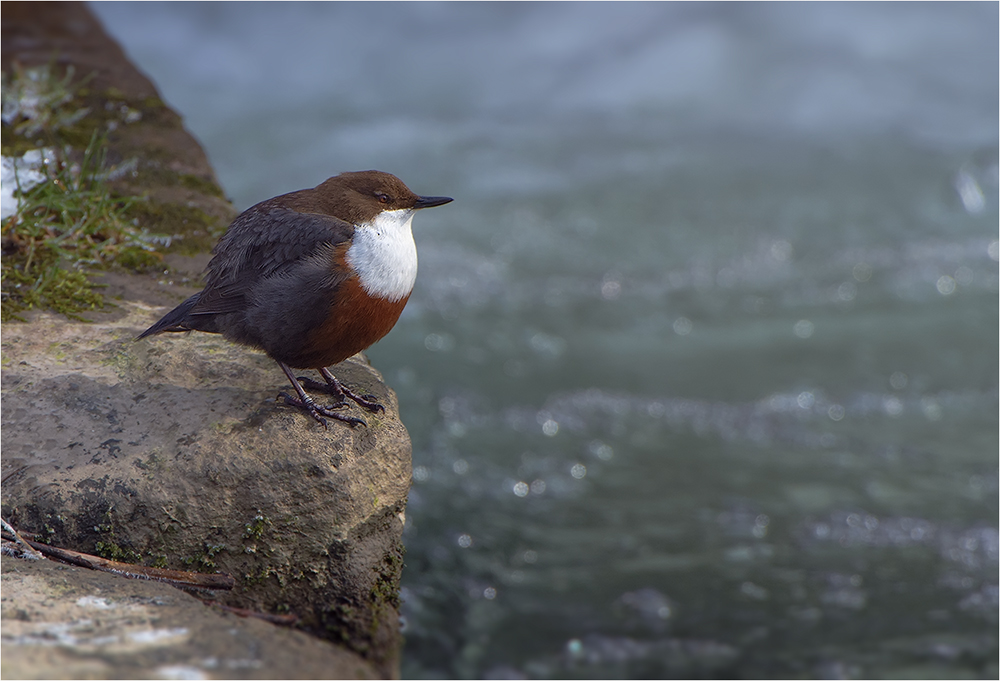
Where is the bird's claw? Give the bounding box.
[350,393,384,414]
[277,392,366,428]
[296,376,385,414]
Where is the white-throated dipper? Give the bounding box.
[137,170,452,427]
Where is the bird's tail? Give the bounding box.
[136,292,203,340]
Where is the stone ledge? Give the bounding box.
[1,555,379,680]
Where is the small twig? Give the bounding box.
[0,530,235,590]
[199,599,300,626]
[1,518,44,559]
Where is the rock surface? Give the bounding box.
[2,4,412,678]
[1,555,378,680]
[2,303,412,676]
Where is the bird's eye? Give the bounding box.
[376,193,390,204]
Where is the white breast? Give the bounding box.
[345,208,418,302]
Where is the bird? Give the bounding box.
[137,170,452,427]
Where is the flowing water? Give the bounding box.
[92,3,998,678]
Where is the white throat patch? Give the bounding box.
[345,208,418,302]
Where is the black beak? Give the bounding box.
[414,195,453,209]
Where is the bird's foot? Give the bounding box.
[277,392,366,428]
[298,374,385,414]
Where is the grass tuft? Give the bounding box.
[2,64,169,322]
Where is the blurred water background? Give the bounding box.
[91,3,998,678]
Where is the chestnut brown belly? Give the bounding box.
[290,276,409,369]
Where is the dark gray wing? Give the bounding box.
[187,203,355,317]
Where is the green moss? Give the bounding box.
[100,339,144,381]
[179,172,226,198]
[327,603,363,648]
[95,539,142,563]
[366,546,404,638]
[114,244,163,271]
[49,348,68,364]
[93,511,142,564]
[123,200,224,254]
[211,420,235,435]
[242,564,275,585]
[2,127,165,321]
[183,542,227,571]
[2,63,227,322]
[142,95,167,111]
[243,511,272,541]
[370,550,403,612]
[1,63,93,151]
[3,266,106,322]
[1,62,172,157]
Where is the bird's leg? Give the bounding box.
[296,366,385,414]
[276,362,365,427]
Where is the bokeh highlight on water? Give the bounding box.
[91,3,998,678]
